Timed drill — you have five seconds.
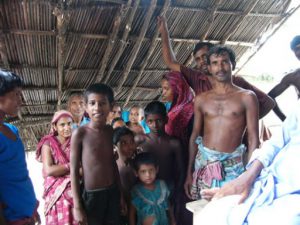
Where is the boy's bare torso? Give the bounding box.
[141,135,180,185]
[80,124,116,190]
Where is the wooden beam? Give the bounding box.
[0,34,10,70]
[116,0,157,95]
[221,0,260,44]
[10,64,170,73]
[52,2,287,18]
[3,29,254,47]
[123,0,170,107]
[22,85,158,92]
[95,3,126,82]
[54,2,70,110]
[104,0,140,83]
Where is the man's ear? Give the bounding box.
[156,166,159,174]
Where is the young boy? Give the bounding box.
[71,83,122,225]
[0,70,40,224]
[113,127,138,224]
[126,105,145,135]
[140,101,184,205]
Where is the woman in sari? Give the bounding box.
[161,71,194,157]
[161,71,195,225]
[36,110,77,225]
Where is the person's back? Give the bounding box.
[71,83,121,225]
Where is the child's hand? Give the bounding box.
[184,174,193,199]
[73,207,87,225]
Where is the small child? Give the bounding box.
[113,127,139,224]
[129,152,175,225]
[71,83,122,225]
[127,105,145,135]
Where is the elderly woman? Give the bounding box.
[36,110,78,225]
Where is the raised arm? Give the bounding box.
[268,74,295,121]
[244,91,259,160]
[157,16,181,72]
[184,95,203,199]
[70,129,87,225]
[42,144,70,177]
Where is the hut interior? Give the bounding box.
[0,0,297,150]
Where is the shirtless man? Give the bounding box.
[268,35,300,121]
[71,83,121,225]
[185,46,259,200]
[158,16,274,119]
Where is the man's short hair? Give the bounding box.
[290,35,300,51]
[144,101,167,119]
[0,70,23,96]
[113,126,134,145]
[193,42,214,55]
[84,83,114,104]
[207,45,236,70]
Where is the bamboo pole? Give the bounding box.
[116,0,157,95]
[123,0,170,107]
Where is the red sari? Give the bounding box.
[36,110,78,225]
[164,71,194,153]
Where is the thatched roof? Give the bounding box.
[0,0,295,150]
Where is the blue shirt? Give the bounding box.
[0,123,37,221]
[71,116,90,129]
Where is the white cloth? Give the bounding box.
[195,103,300,225]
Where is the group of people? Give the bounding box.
[0,15,300,225]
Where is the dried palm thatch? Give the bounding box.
[0,0,297,150]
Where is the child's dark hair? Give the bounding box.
[132,152,158,171]
[84,83,114,103]
[144,101,167,119]
[0,70,23,96]
[290,35,300,51]
[112,124,133,145]
[207,45,236,70]
[193,42,214,56]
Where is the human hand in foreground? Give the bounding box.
[201,174,252,204]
